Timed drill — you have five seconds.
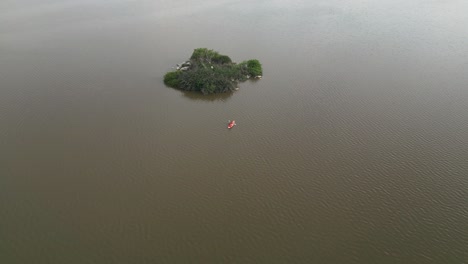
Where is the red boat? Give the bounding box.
[228,120,236,129]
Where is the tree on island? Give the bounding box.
[164,48,262,94]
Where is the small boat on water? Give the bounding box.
[228,120,236,129]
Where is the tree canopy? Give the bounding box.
[164,48,262,94]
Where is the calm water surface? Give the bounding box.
[1,0,467,263]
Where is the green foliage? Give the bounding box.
[235,61,249,80]
[164,48,262,94]
[190,48,232,65]
[212,55,232,64]
[163,71,180,88]
[246,59,262,76]
[190,48,218,62]
[178,66,235,94]
[190,48,208,60]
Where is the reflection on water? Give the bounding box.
[1,0,468,263]
[180,90,234,102]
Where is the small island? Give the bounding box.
[164,48,262,94]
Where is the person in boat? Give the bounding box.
[228,120,236,128]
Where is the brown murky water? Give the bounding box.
[1,0,467,263]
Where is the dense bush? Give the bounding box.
[178,66,235,94]
[246,59,262,76]
[190,48,218,62]
[212,54,232,64]
[164,48,262,94]
[163,71,180,88]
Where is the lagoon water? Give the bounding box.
[1,0,468,263]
